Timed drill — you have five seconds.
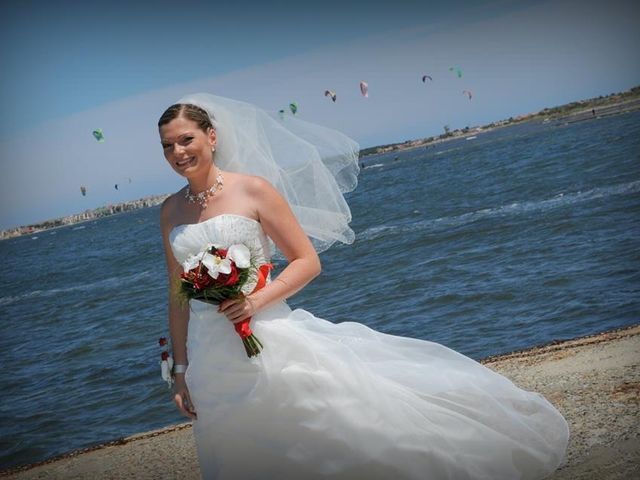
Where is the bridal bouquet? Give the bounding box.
[177,243,272,357]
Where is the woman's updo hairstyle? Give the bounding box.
[157,103,215,132]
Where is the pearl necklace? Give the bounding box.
[185,171,224,209]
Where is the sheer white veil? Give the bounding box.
[177,93,360,254]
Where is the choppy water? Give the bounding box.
[1,111,639,469]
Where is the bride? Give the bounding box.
[158,94,569,479]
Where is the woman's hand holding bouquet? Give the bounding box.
[178,243,272,357]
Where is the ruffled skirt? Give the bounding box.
[185,301,568,479]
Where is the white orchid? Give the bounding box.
[201,252,232,279]
[182,253,202,273]
[227,244,251,268]
[182,243,251,278]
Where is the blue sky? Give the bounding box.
[1,0,639,229]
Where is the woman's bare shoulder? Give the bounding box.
[224,171,274,193]
[223,170,262,184]
[160,188,187,232]
[222,171,277,200]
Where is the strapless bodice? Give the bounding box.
[169,213,272,267]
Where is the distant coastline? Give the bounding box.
[2,85,638,240]
[0,195,170,240]
[360,85,640,157]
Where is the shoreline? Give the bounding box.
[3,323,638,478]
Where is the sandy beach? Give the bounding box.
[3,324,638,479]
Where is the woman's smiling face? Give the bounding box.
[159,116,216,179]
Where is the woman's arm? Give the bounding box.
[160,198,190,365]
[160,198,196,419]
[218,176,321,322]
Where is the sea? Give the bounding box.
[1,111,639,470]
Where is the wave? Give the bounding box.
[0,270,156,307]
[358,180,640,241]
[434,145,466,156]
[364,163,384,169]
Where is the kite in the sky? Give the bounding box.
[92,129,105,142]
[114,184,119,190]
[324,90,337,102]
[421,75,433,82]
[80,185,87,196]
[360,81,368,97]
[278,109,285,119]
[463,90,473,100]
[449,67,463,78]
[289,102,298,115]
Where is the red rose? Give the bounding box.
[193,269,214,290]
[161,351,169,361]
[193,275,213,290]
[216,263,240,287]
[159,337,168,346]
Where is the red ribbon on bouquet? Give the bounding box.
[233,263,273,356]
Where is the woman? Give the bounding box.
[158,94,569,479]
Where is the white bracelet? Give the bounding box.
[173,364,188,374]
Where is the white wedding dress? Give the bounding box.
[170,214,569,480]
